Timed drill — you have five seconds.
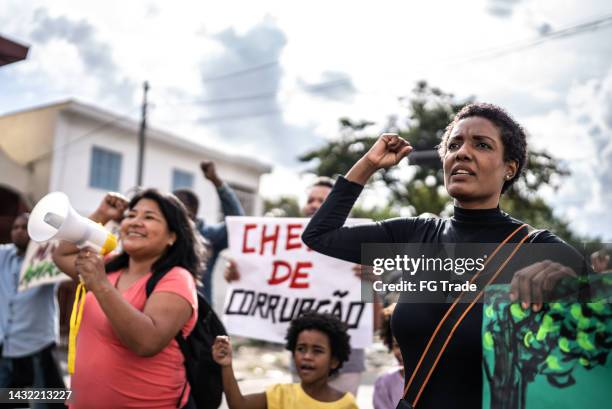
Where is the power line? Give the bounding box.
[168,13,612,111]
[162,77,353,107]
[180,91,278,105]
[301,79,352,92]
[153,78,354,123]
[201,60,279,82]
[198,109,281,123]
[196,13,612,92]
[442,13,612,65]
[28,13,612,156]
[150,13,612,128]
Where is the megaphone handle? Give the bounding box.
[75,238,106,255]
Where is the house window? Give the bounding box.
[172,169,194,190]
[89,146,122,191]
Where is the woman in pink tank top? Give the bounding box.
[53,189,205,408]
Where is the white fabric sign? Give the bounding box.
[223,216,373,348]
[18,240,67,291]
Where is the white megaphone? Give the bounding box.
[28,192,117,255]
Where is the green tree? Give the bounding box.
[299,81,464,216]
[299,81,593,244]
[263,196,301,217]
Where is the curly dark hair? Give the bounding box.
[105,188,206,281]
[438,102,528,193]
[285,311,351,376]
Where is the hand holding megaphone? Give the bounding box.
[74,247,108,292]
[32,192,129,376]
[28,191,128,255]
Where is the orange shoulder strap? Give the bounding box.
[401,224,539,408]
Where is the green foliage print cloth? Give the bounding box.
[482,275,611,409]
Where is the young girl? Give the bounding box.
[212,311,359,409]
[373,304,404,409]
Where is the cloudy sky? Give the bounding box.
[1,0,611,239]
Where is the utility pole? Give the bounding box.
[136,81,149,187]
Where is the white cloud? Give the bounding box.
[524,68,612,239]
[1,0,611,238]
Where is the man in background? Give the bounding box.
[224,177,371,397]
[0,213,64,409]
[174,160,245,303]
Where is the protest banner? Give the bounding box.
[19,220,121,291]
[18,240,67,291]
[223,216,373,348]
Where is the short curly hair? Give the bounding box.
[285,311,351,376]
[438,102,528,193]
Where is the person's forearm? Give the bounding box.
[301,177,369,264]
[209,176,223,188]
[218,184,245,216]
[89,210,111,225]
[53,241,80,280]
[222,365,247,409]
[91,282,165,356]
[345,157,378,185]
[220,365,266,409]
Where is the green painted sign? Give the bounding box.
[482,276,611,409]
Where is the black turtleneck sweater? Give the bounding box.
[302,176,585,409]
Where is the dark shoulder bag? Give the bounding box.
[146,273,227,409]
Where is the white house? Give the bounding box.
[0,99,272,241]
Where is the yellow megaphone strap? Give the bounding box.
[68,282,87,375]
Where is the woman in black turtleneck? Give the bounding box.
[302,103,585,409]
